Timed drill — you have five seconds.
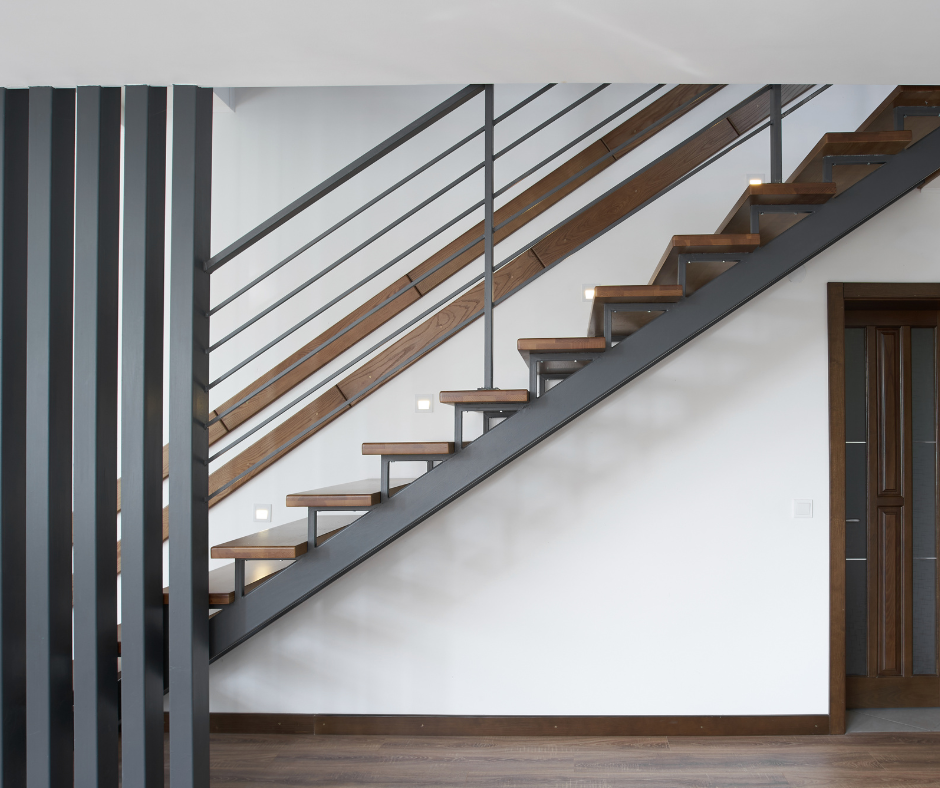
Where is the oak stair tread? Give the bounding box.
[362,442,455,455]
[163,560,294,607]
[715,182,837,241]
[439,389,529,404]
[648,234,760,295]
[285,479,413,508]
[210,515,357,559]
[584,286,684,339]
[786,130,912,190]
[516,337,606,365]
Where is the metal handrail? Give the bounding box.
[206,83,832,494]
[495,84,665,198]
[206,84,485,272]
[209,199,485,389]
[493,83,722,231]
[494,83,610,160]
[495,84,557,124]
[209,161,485,352]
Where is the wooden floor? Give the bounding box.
[192,732,940,787]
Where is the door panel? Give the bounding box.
[875,327,902,497]
[876,506,903,676]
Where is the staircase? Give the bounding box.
[199,87,940,661]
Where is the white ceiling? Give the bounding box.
[2,0,939,88]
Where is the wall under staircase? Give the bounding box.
[195,84,940,716]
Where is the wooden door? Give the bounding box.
[845,311,940,708]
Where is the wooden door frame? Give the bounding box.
[828,282,940,734]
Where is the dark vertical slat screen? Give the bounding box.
[168,85,213,788]
[24,86,75,788]
[844,327,868,676]
[911,327,937,675]
[73,85,122,788]
[121,84,168,788]
[0,87,29,788]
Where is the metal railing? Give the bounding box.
[202,82,833,500]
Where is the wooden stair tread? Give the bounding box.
[163,559,293,606]
[648,234,760,295]
[285,479,413,508]
[516,337,606,365]
[859,86,940,142]
[211,515,357,559]
[787,130,912,189]
[715,182,837,240]
[362,442,454,456]
[439,389,529,404]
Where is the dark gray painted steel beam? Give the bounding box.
[209,125,940,664]
[168,85,213,788]
[0,86,29,788]
[483,84,494,389]
[120,85,167,788]
[25,85,75,788]
[73,85,121,788]
[207,84,483,272]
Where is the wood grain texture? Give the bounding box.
[875,329,903,497]
[338,250,543,403]
[211,518,353,559]
[285,479,412,508]
[586,285,685,338]
[163,559,293,606]
[207,386,349,508]
[439,389,529,404]
[361,442,454,455]
[858,85,940,145]
[846,676,940,707]
[876,506,904,676]
[715,182,837,241]
[516,336,606,364]
[601,84,725,159]
[533,119,739,269]
[216,276,420,433]
[648,233,760,294]
[726,84,813,135]
[203,713,828,737]
[844,283,940,301]
[827,282,846,735]
[787,131,913,192]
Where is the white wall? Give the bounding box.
[177,83,940,715]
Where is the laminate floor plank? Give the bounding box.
[128,731,940,786]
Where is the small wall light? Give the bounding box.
[793,499,813,519]
[415,394,433,413]
[747,173,766,186]
[582,284,598,302]
[253,503,273,523]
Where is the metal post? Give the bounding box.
[25,85,75,788]
[0,86,29,788]
[120,85,167,788]
[168,85,213,788]
[483,84,495,389]
[73,85,121,788]
[770,84,783,183]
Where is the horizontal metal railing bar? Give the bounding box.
[209,123,487,317]
[207,228,486,426]
[209,161,485,352]
[494,83,610,162]
[493,83,723,234]
[209,198,486,389]
[206,84,485,273]
[208,260,496,462]
[207,85,833,492]
[494,84,666,199]
[494,84,557,124]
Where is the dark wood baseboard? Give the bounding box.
[176,713,829,736]
[846,677,940,708]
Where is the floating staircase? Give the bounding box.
[202,94,940,661]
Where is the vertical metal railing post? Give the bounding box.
[168,85,213,788]
[483,84,495,389]
[0,86,29,788]
[770,84,783,183]
[121,85,168,788]
[73,85,122,788]
[25,85,76,788]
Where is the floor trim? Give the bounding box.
[185,713,830,736]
